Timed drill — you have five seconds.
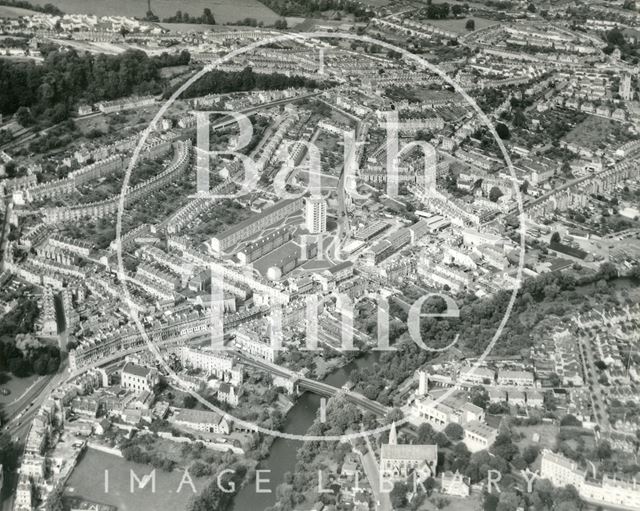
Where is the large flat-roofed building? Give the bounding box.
[210,197,303,254]
[459,366,495,385]
[237,227,291,265]
[252,240,317,281]
[353,221,389,241]
[305,197,327,234]
[363,228,411,265]
[497,369,535,387]
[413,394,485,430]
[463,421,498,452]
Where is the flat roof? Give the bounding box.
[213,198,302,242]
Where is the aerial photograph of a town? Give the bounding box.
[1,0,640,510]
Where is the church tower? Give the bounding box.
[418,370,429,396]
[389,421,398,445]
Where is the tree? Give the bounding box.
[490,433,519,462]
[390,482,408,508]
[417,423,436,444]
[495,122,510,140]
[470,386,490,409]
[606,27,626,47]
[4,160,17,178]
[183,395,197,408]
[435,431,451,448]
[15,107,33,127]
[522,444,540,465]
[513,109,527,128]
[466,19,475,30]
[560,414,582,427]
[597,262,618,281]
[549,372,562,387]
[551,231,561,243]
[527,3,536,12]
[497,490,521,511]
[489,186,504,202]
[203,8,216,24]
[444,422,464,441]
[274,18,288,29]
[595,440,612,459]
[594,360,607,371]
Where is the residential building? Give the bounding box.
[217,382,240,407]
[440,471,471,497]
[305,197,327,234]
[497,370,535,387]
[14,474,32,511]
[458,366,495,385]
[620,74,633,101]
[121,363,159,393]
[210,198,303,254]
[181,347,242,384]
[170,408,231,435]
[234,326,275,362]
[541,450,640,511]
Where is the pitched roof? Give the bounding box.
[381,443,437,462]
[122,362,152,378]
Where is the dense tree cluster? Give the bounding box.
[0,340,61,377]
[0,49,190,123]
[484,478,585,511]
[163,8,216,24]
[255,0,374,19]
[347,267,630,404]
[420,3,451,19]
[0,0,62,15]
[176,67,324,99]
[0,296,38,336]
[188,466,246,511]
[603,28,640,63]
[120,436,177,472]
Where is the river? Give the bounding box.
[231,351,380,511]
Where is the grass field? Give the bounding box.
[562,114,629,151]
[420,16,500,35]
[0,373,41,406]
[65,448,208,511]
[0,5,38,17]
[37,0,281,24]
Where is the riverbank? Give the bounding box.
[231,350,381,511]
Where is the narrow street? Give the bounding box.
[575,324,611,432]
